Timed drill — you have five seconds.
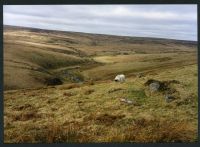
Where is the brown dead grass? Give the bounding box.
[95,114,125,126]
[11,111,41,121]
[3,26,198,143]
[13,104,33,111]
[123,119,196,143]
[4,117,197,143]
[84,113,126,126]
[84,89,95,95]
[63,92,74,97]
[59,83,81,90]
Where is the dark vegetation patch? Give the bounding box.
[144,79,180,92]
[87,80,95,85]
[59,83,81,90]
[11,111,41,121]
[65,84,81,89]
[194,73,197,76]
[84,89,95,95]
[4,85,19,91]
[55,69,84,83]
[135,51,147,54]
[13,104,34,111]
[41,48,78,56]
[92,113,126,126]
[144,79,181,102]
[175,93,197,106]
[47,37,79,45]
[44,77,63,86]
[63,92,74,97]
[142,57,172,62]
[17,50,86,69]
[67,46,87,57]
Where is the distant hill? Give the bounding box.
[3,25,197,90]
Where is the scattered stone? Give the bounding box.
[120,98,126,102]
[164,94,175,103]
[145,79,180,92]
[145,79,168,91]
[126,100,133,104]
[120,98,134,104]
[145,79,180,102]
[149,82,160,92]
[144,79,160,86]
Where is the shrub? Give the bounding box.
[44,77,63,86]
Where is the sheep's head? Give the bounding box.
[114,79,119,82]
[114,77,119,82]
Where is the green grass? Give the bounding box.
[17,51,84,69]
[127,88,147,104]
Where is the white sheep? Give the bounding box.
[114,74,125,82]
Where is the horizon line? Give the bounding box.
[4,24,198,42]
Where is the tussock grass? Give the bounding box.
[4,26,198,143]
[4,117,197,143]
[115,119,196,143]
[4,64,198,143]
[11,111,41,121]
[58,83,81,90]
[84,89,95,95]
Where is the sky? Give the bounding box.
[3,5,197,41]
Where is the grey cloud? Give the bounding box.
[3,5,197,41]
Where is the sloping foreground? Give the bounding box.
[4,64,198,143]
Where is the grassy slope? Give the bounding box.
[4,25,197,90]
[4,25,198,143]
[84,52,197,80]
[4,26,97,90]
[4,64,198,143]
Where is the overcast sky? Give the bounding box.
[3,5,197,41]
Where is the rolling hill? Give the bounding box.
[3,25,197,90]
[4,25,198,143]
